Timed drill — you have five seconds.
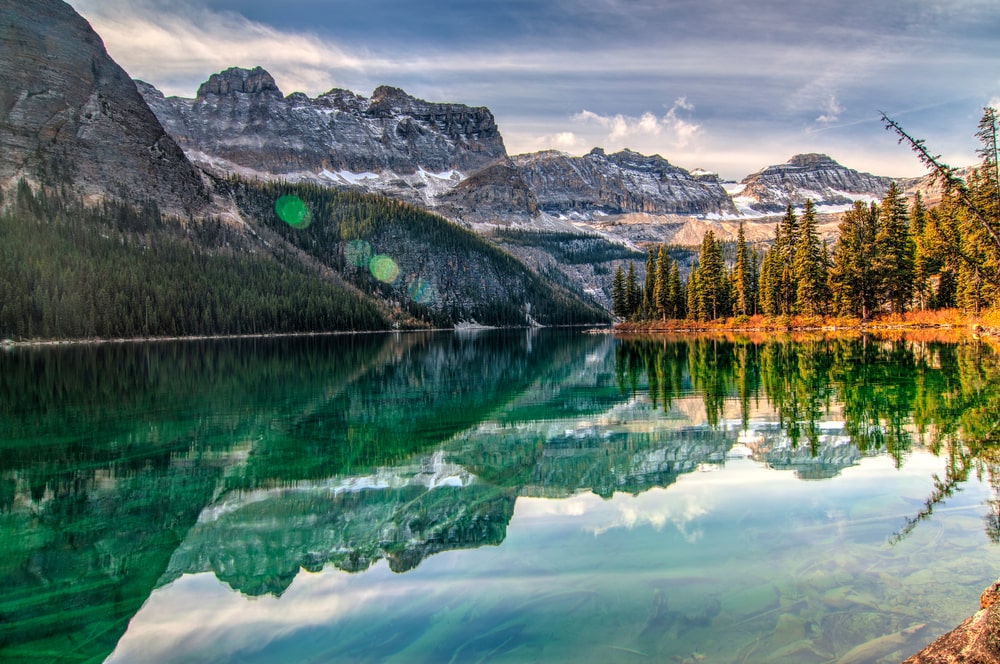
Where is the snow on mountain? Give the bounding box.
[736,153,893,213]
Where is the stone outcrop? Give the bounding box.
[735,153,892,213]
[138,69,507,177]
[437,162,540,222]
[0,0,208,214]
[512,148,737,217]
[903,579,1000,663]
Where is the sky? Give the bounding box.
[68,0,1000,180]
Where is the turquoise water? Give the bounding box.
[1,330,999,662]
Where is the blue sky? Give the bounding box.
[70,0,1000,180]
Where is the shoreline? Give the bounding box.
[0,322,609,349]
[612,310,1000,341]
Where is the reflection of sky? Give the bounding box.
[107,451,991,663]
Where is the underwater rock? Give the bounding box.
[903,579,1000,663]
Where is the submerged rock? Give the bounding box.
[903,579,1000,663]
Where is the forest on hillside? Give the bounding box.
[612,108,1000,323]
[0,181,387,340]
[0,174,609,341]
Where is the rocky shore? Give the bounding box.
[904,579,1000,663]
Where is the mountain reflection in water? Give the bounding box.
[1,330,999,663]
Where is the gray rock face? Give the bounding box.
[138,69,507,177]
[736,153,892,213]
[0,0,208,214]
[437,162,540,222]
[512,148,738,217]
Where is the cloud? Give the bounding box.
[70,0,369,96]
[816,94,845,123]
[572,98,702,149]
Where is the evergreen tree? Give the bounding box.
[883,109,1000,301]
[686,269,701,321]
[667,259,684,319]
[911,193,933,310]
[733,222,754,316]
[829,202,880,318]
[625,261,641,319]
[758,236,781,316]
[793,199,828,315]
[653,245,670,319]
[874,182,915,314]
[611,265,627,318]
[778,205,799,314]
[643,247,657,318]
[696,231,726,320]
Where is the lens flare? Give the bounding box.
[369,255,399,283]
[345,239,372,267]
[275,195,311,229]
[407,277,437,305]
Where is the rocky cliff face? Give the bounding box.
[0,0,207,214]
[733,153,892,213]
[436,162,540,222]
[512,148,738,217]
[138,68,507,182]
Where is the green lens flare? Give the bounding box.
[275,195,311,229]
[345,239,372,268]
[369,255,399,283]
[407,277,436,304]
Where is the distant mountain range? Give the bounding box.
[136,67,905,231]
[0,0,948,326]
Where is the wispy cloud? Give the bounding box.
[816,95,845,124]
[67,0,998,179]
[71,0,369,96]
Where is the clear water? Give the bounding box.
[2,330,999,663]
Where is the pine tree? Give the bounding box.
[778,205,799,314]
[611,265,627,318]
[829,202,880,318]
[686,269,701,321]
[911,193,932,310]
[733,222,754,316]
[793,199,828,315]
[696,231,726,320]
[643,247,656,319]
[625,261,641,319]
[667,259,684,319]
[874,182,915,314]
[758,237,780,316]
[653,245,670,319]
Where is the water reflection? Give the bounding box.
[1,331,999,662]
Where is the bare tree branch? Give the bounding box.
[881,112,1000,256]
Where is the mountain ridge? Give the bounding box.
[136,66,910,227]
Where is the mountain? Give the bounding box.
[731,153,893,213]
[0,0,207,215]
[0,4,608,339]
[135,72,906,231]
[137,69,506,208]
[512,148,737,218]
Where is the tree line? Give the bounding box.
[0,180,388,340]
[611,107,1000,321]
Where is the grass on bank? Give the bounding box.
[615,308,1000,334]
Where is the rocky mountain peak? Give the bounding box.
[315,88,368,113]
[787,153,839,169]
[512,148,736,217]
[139,73,508,181]
[0,0,207,214]
[367,85,415,116]
[735,153,893,213]
[196,66,281,98]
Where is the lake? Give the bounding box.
[2,329,999,663]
